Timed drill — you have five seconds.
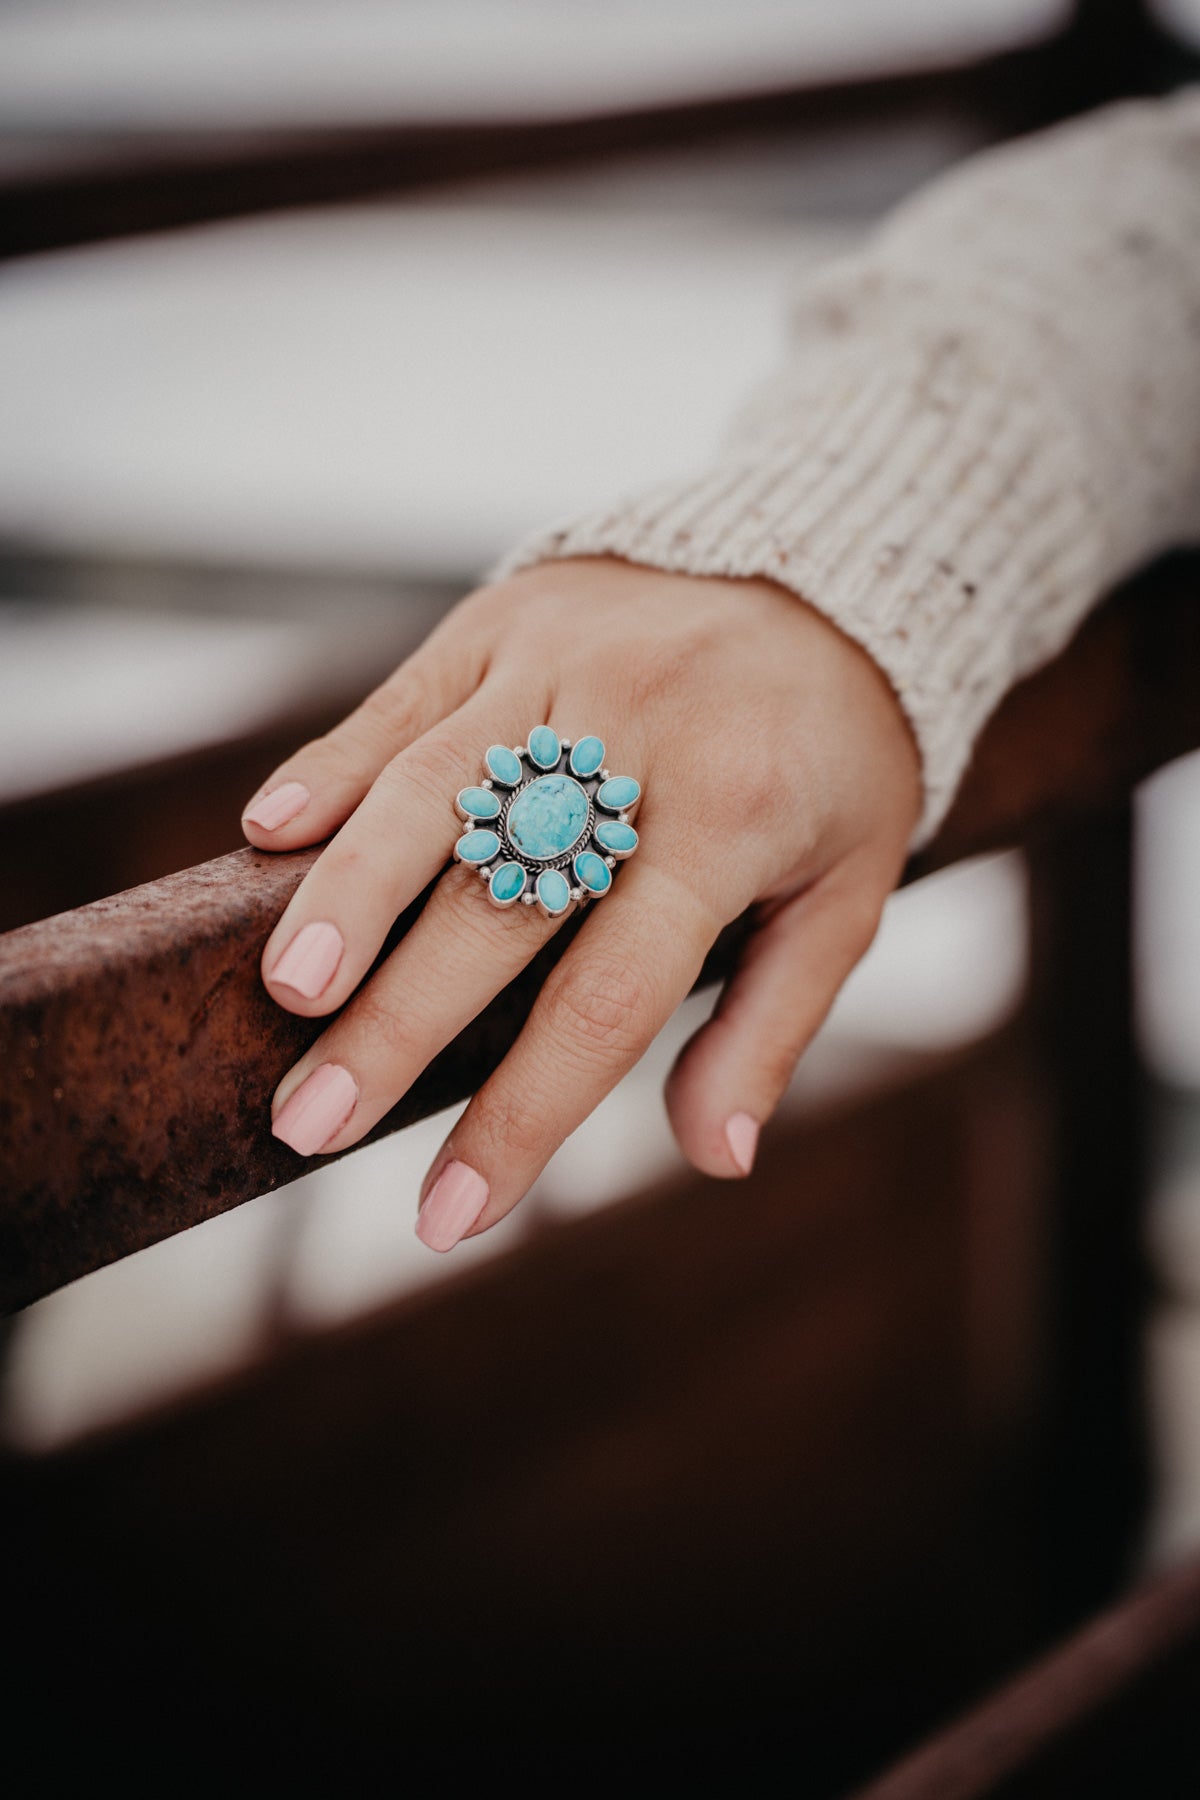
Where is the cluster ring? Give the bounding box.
[451,728,641,919]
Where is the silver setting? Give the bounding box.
[452,726,641,912]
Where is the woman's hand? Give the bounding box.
[241,558,921,1251]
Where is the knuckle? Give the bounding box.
[362,662,436,743]
[471,1081,544,1163]
[616,632,702,713]
[346,984,419,1066]
[313,724,381,786]
[620,614,730,707]
[759,1028,806,1101]
[710,759,777,834]
[436,868,532,960]
[542,952,655,1061]
[382,731,466,811]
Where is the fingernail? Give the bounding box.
[272,1062,358,1156]
[244,781,310,832]
[724,1111,760,1176]
[269,921,344,999]
[416,1159,489,1253]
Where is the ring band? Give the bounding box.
[452,729,641,919]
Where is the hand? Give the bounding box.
[241,557,921,1250]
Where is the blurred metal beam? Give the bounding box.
[0,39,1120,262]
[854,1547,1200,1799]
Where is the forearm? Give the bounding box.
[496,90,1200,844]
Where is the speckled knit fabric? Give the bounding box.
[495,90,1200,846]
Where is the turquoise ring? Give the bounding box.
[452,729,641,920]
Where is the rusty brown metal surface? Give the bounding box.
[1,554,1198,1312]
[0,852,592,1311]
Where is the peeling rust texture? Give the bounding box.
[1,557,1198,1312]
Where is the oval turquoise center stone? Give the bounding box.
[507,775,589,861]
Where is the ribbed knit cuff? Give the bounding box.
[492,334,1103,849]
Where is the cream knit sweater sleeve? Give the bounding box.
[495,90,1200,846]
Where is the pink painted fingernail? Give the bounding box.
[416,1159,489,1253]
[272,1063,358,1156]
[243,780,310,832]
[269,921,344,999]
[724,1111,760,1175]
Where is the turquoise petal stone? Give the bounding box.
[456,828,500,864]
[490,861,527,905]
[457,785,501,820]
[569,736,605,778]
[485,744,523,786]
[594,820,638,857]
[507,774,589,861]
[527,725,561,769]
[536,868,571,916]
[596,776,640,812]
[574,850,612,896]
